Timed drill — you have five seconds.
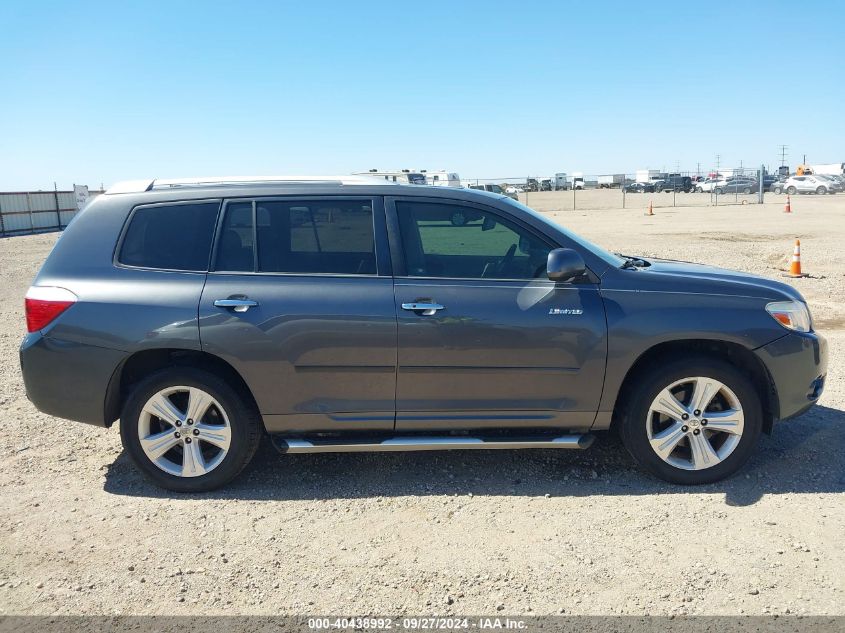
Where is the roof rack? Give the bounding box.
[105,175,395,194]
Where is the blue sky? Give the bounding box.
[1,0,843,190]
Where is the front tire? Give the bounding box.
[619,356,762,485]
[816,186,826,195]
[120,368,262,492]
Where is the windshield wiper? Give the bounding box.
[617,254,649,269]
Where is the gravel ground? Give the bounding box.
[0,193,842,616]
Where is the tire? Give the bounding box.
[787,186,797,195]
[773,186,782,195]
[618,356,763,485]
[743,187,752,194]
[120,367,262,492]
[450,211,468,227]
[695,187,703,193]
[714,188,724,195]
[816,186,826,195]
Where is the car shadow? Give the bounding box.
[103,405,844,507]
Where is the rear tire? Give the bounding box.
[743,187,752,194]
[787,186,797,195]
[618,356,763,485]
[120,367,262,492]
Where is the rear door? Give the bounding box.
[199,196,397,433]
[386,196,607,431]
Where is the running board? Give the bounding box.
[271,434,594,454]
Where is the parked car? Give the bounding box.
[540,179,552,192]
[505,186,525,194]
[771,175,841,195]
[762,175,779,192]
[655,176,693,193]
[625,182,655,193]
[816,175,844,192]
[469,183,518,201]
[20,176,827,491]
[713,178,758,195]
[695,177,723,193]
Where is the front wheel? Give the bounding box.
[619,357,762,485]
[816,186,826,195]
[743,187,752,194]
[120,367,262,492]
[714,188,724,195]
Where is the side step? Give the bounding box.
[271,434,594,454]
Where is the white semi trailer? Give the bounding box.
[811,163,845,176]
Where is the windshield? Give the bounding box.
[490,185,503,193]
[500,197,625,267]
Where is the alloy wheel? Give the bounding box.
[645,376,744,471]
[138,386,232,477]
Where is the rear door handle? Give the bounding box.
[214,298,259,313]
[401,302,445,316]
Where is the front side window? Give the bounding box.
[396,201,551,280]
[214,199,376,275]
[119,202,220,271]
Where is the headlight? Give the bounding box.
[766,300,812,332]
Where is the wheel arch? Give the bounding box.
[104,348,262,428]
[610,339,778,434]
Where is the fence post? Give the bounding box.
[54,182,62,230]
[26,192,34,235]
[0,197,5,237]
[758,164,764,204]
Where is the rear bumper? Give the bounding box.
[755,331,828,421]
[19,333,127,427]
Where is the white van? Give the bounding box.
[425,171,461,187]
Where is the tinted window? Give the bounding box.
[216,201,255,271]
[396,201,551,280]
[119,202,219,271]
[215,199,376,275]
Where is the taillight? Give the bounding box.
[25,286,77,333]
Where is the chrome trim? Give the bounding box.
[277,435,593,453]
[401,302,445,315]
[213,298,259,313]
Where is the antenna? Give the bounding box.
[778,144,788,167]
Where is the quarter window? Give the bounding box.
[214,199,376,275]
[395,201,551,279]
[119,202,220,271]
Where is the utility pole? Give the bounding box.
[778,145,788,167]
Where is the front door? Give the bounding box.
[199,196,396,433]
[387,197,607,431]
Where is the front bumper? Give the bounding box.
[754,331,828,421]
[19,333,128,427]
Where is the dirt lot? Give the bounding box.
[0,192,842,616]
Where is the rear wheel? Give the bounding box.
[619,357,762,485]
[714,188,724,195]
[772,186,782,194]
[743,187,752,194]
[120,368,262,492]
[787,186,797,195]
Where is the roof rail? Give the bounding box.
[105,175,394,194]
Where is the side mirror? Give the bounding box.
[546,248,586,282]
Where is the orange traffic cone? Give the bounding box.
[784,195,792,214]
[786,239,806,277]
[646,201,654,216]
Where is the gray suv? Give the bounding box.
[20,176,828,491]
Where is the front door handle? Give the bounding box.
[401,302,445,316]
[214,298,259,313]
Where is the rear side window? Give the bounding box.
[119,202,220,271]
[214,199,376,275]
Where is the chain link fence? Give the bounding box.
[461,166,802,212]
